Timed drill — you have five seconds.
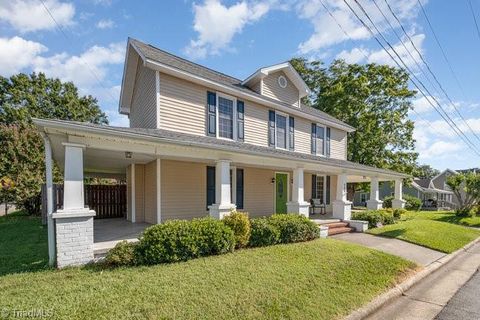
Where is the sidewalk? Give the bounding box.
[365,240,480,320]
[333,232,445,266]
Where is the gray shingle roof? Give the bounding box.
[36,118,406,178]
[129,38,355,131]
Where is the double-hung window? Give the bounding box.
[316,124,325,155]
[311,123,330,156]
[218,95,234,139]
[275,113,287,149]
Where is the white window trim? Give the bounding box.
[216,92,237,141]
[274,110,289,150]
[315,123,327,157]
[315,174,327,204]
[278,75,287,88]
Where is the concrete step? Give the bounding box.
[328,226,354,236]
[324,222,349,229]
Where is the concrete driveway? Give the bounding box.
[332,232,446,266]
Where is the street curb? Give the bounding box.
[344,236,480,320]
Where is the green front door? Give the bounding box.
[275,173,288,213]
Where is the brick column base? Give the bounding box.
[52,209,95,268]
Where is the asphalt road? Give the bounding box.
[435,270,480,320]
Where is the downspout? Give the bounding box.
[40,132,56,266]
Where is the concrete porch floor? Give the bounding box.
[94,218,151,254]
[309,212,340,225]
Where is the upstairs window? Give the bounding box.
[268,110,294,150]
[276,113,287,149]
[311,123,331,157]
[218,96,234,139]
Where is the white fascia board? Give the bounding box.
[33,118,405,179]
[143,59,353,133]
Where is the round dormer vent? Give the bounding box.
[278,75,287,88]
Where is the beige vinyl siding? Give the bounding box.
[243,167,274,217]
[161,160,207,221]
[244,101,269,147]
[126,165,132,221]
[262,71,299,107]
[159,73,206,135]
[295,117,311,154]
[144,161,157,224]
[134,164,145,222]
[251,80,262,94]
[330,128,347,160]
[129,64,157,129]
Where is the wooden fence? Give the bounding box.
[42,184,126,223]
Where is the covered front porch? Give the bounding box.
[36,118,408,267]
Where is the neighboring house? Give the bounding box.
[353,169,457,210]
[34,38,408,267]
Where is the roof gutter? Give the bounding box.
[33,118,407,179]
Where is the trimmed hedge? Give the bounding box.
[136,217,235,265]
[249,218,281,247]
[105,240,138,267]
[404,195,422,211]
[223,211,251,248]
[352,210,396,229]
[249,214,319,247]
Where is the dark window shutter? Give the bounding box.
[268,110,276,147]
[311,123,317,154]
[326,127,331,157]
[326,176,331,205]
[207,91,216,136]
[289,117,295,151]
[206,166,215,209]
[236,169,244,209]
[237,100,244,142]
[311,174,317,200]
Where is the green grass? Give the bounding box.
[368,219,480,253]
[0,214,416,320]
[402,210,480,228]
[0,211,50,276]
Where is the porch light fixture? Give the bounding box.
[271,177,275,184]
[125,151,132,159]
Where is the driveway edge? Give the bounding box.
[344,236,480,320]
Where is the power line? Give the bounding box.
[38,0,118,104]
[377,0,480,144]
[415,0,467,98]
[350,0,480,154]
[342,0,480,156]
[468,0,480,41]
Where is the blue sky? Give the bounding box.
[1,0,479,171]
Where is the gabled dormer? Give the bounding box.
[242,63,310,108]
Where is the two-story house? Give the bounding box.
[34,38,408,267]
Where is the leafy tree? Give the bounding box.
[446,173,480,216]
[0,72,108,214]
[415,164,440,179]
[291,59,418,175]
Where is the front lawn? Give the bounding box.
[368,219,480,253]
[0,214,416,320]
[402,210,480,228]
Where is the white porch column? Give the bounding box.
[40,133,55,266]
[209,160,236,219]
[366,177,383,210]
[332,173,352,220]
[52,143,95,268]
[287,168,310,217]
[392,179,406,209]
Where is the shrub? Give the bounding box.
[223,211,251,248]
[269,214,319,244]
[249,218,280,247]
[393,208,407,219]
[105,241,138,267]
[404,195,422,211]
[383,196,393,208]
[136,217,235,264]
[352,210,396,229]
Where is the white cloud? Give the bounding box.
[336,47,368,64]
[296,0,424,55]
[96,19,114,29]
[367,33,425,69]
[32,42,125,87]
[0,37,48,76]
[412,95,434,114]
[184,0,271,59]
[0,0,75,33]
